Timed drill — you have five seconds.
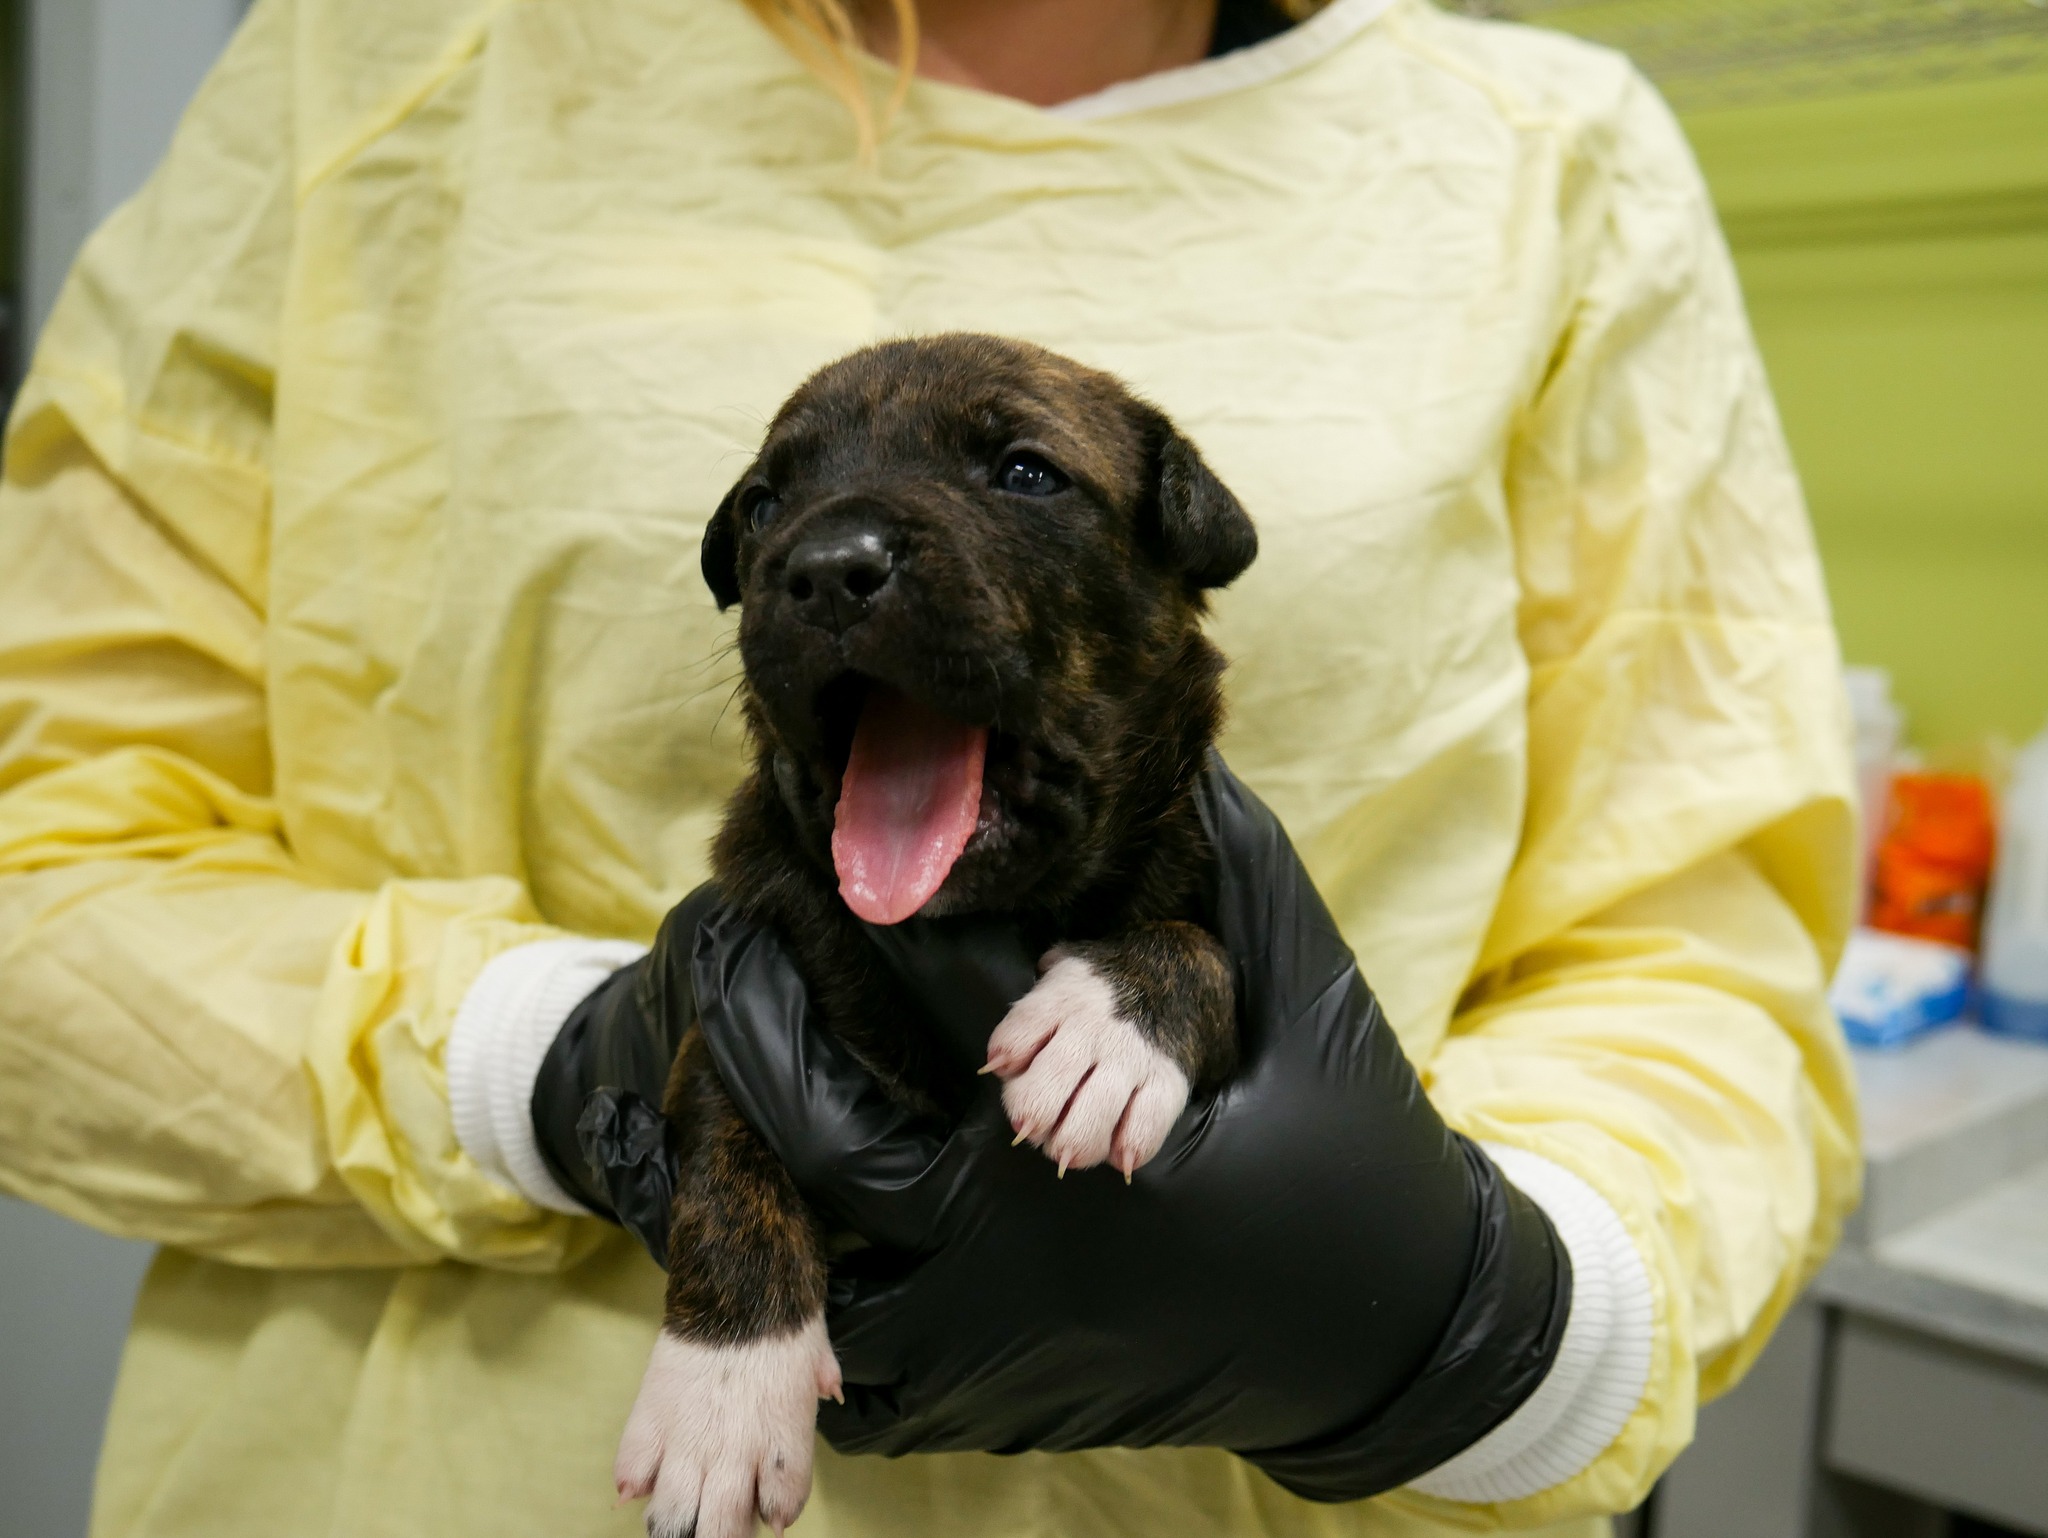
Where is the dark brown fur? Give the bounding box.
[662,335,1257,1345]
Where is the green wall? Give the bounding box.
[1686,73,2048,751]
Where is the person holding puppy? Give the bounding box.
[0,2,1857,1538]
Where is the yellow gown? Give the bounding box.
[0,0,1858,1532]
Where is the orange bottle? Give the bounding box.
[1868,773,1998,951]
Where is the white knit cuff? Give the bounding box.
[1406,1144,1654,1504]
[446,937,650,1216]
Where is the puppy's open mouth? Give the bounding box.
[822,676,989,926]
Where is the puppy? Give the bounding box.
[616,334,1258,1538]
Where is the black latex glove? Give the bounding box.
[534,759,1568,1502]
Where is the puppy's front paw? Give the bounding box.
[986,953,1191,1178]
[614,1315,840,1538]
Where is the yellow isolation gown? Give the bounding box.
[0,0,1858,1532]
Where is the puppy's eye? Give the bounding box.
[739,485,784,532]
[996,451,1068,498]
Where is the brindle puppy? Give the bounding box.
[616,334,1258,1538]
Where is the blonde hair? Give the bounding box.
[741,0,919,160]
[740,0,1334,154]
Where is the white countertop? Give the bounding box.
[1879,1161,2048,1314]
[1855,1026,2048,1165]
[1814,1024,2048,1366]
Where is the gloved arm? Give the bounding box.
[0,0,610,1271]
[533,761,1577,1502]
[1391,61,1860,1527]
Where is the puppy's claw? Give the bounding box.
[1012,1127,1029,1147]
[615,1465,657,1504]
[815,1351,844,1406]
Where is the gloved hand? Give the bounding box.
[533,758,1569,1502]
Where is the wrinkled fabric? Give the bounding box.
[0,0,1856,1533]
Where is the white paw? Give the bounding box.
[985,953,1190,1178]
[614,1315,840,1538]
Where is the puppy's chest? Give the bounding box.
[783,916,982,1119]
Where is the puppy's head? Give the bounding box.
[706,334,1256,924]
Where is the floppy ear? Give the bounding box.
[1149,423,1258,591]
[701,482,743,610]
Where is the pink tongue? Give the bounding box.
[833,687,988,925]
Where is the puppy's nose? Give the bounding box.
[785,531,896,633]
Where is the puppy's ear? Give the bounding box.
[701,482,743,610]
[1147,421,1258,591]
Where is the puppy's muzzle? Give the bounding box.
[785,526,896,634]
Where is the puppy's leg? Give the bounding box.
[987,922,1236,1178]
[616,1038,838,1538]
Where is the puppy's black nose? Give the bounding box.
[785,530,896,633]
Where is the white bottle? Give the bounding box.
[1982,721,2048,1040]
[1843,667,1903,917]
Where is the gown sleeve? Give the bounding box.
[0,0,605,1273]
[1409,61,1862,1526]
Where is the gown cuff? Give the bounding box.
[447,937,650,1216]
[1406,1144,1654,1503]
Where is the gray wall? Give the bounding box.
[7,9,245,1533]
[0,1200,156,1538]
[23,0,246,345]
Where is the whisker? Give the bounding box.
[685,669,746,708]
[675,638,742,679]
[711,676,747,739]
[983,656,1004,728]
